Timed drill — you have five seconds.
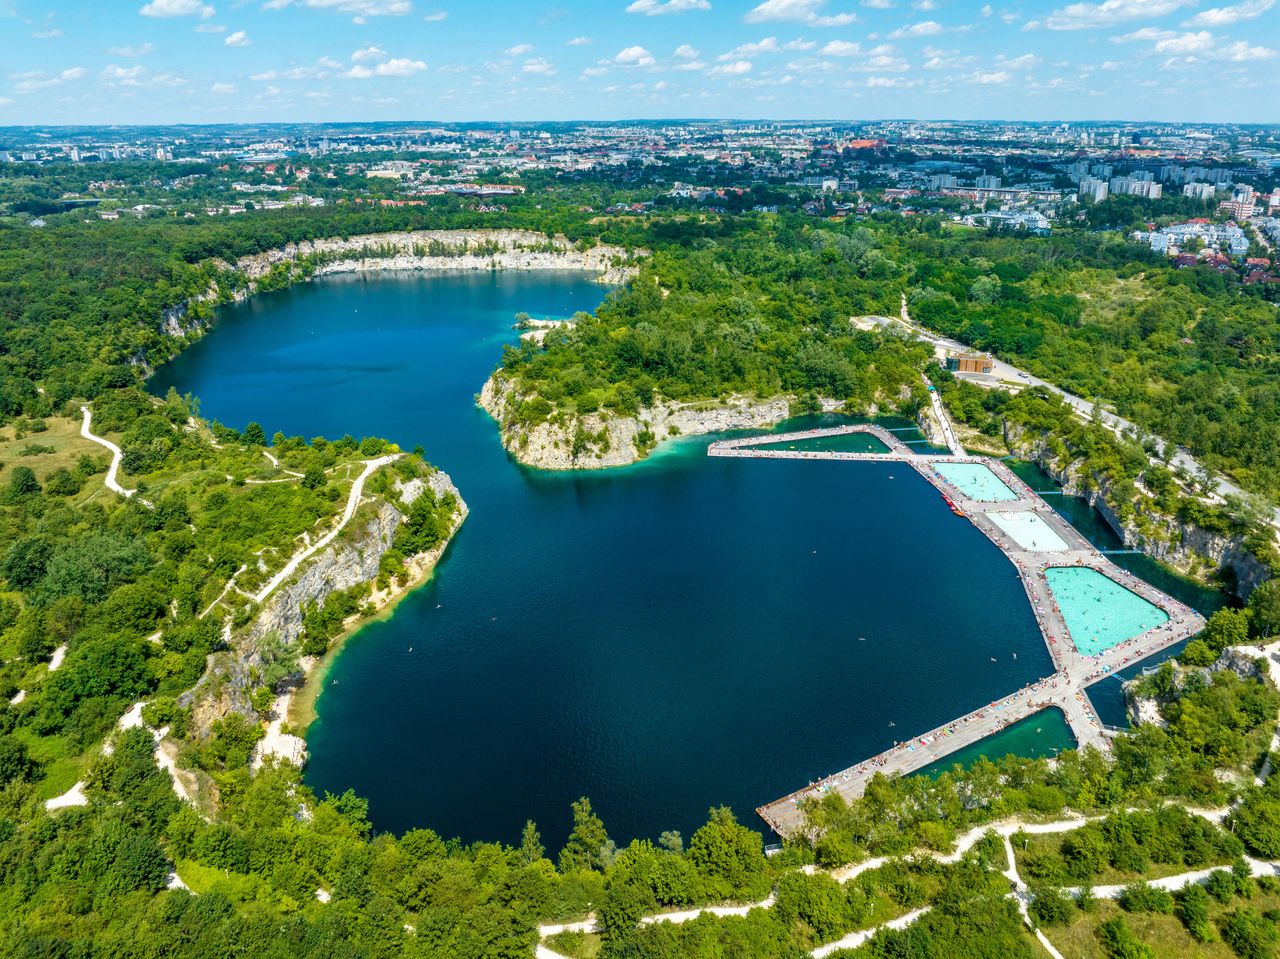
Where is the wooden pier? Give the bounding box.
[707,425,1206,839]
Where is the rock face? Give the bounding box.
[480,371,791,470]
[1006,423,1272,601]
[233,229,639,286]
[184,467,467,750]
[148,231,641,368]
[1124,645,1266,725]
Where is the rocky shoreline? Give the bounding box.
[479,370,792,470]
[182,463,468,772]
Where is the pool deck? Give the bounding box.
[709,424,1206,839]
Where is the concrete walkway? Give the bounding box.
[705,424,1204,837]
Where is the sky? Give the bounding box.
[1,0,1277,124]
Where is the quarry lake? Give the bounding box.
[150,270,1211,849]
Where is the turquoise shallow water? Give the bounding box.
[914,708,1075,779]
[741,431,892,454]
[148,270,1178,849]
[1046,566,1170,657]
[934,462,1019,502]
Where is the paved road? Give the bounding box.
[875,297,1280,531]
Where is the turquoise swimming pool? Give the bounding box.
[1045,566,1169,657]
[933,462,1019,502]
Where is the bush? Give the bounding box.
[1098,915,1155,959]
[1178,882,1214,943]
[1029,886,1075,927]
[1119,881,1175,914]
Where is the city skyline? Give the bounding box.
[1,0,1278,125]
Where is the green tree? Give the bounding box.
[1248,582,1280,640]
[243,422,266,446]
[520,820,545,865]
[688,806,770,900]
[559,797,612,873]
[5,465,40,499]
[1098,915,1155,959]
[1178,882,1214,943]
[301,464,326,489]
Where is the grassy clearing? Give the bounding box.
[1043,896,1250,959]
[0,414,104,485]
[546,931,602,958]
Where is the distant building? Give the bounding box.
[929,174,959,189]
[947,353,994,375]
[1079,177,1109,202]
[975,175,1001,189]
[1183,182,1216,200]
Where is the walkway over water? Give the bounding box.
[710,424,1205,839]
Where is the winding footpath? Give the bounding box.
[79,405,149,505]
[536,801,1275,959]
[248,454,399,605]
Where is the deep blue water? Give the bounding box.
[152,271,1109,850]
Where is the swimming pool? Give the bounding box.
[989,511,1070,552]
[1045,566,1169,657]
[933,462,1019,502]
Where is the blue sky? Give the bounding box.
[1,0,1277,124]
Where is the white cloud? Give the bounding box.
[614,44,656,65]
[1153,30,1214,53]
[344,56,425,77]
[720,36,779,58]
[567,35,592,44]
[625,0,711,14]
[863,0,894,7]
[10,66,87,93]
[672,57,707,70]
[783,37,817,48]
[981,3,993,14]
[1214,38,1276,58]
[972,68,1011,82]
[211,81,237,92]
[1185,0,1273,25]
[745,0,858,27]
[139,0,214,17]
[1043,0,1194,30]
[352,44,386,61]
[674,43,700,57]
[33,28,63,38]
[108,42,155,56]
[709,59,753,74]
[997,52,1039,68]
[911,0,937,8]
[888,19,943,37]
[866,74,906,85]
[1113,26,1177,40]
[820,39,861,54]
[0,98,14,106]
[194,23,226,31]
[422,9,446,20]
[504,43,534,55]
[102,64,147,80]
[581,65,609,76]
[224,29,250,45]
[522,56,556,74]
[263,0,412,16]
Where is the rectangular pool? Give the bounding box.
[1045,566,1170,657]
[933,462,1019,502]
[989,511,1070,552]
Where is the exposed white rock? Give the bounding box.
[480,371,791,470]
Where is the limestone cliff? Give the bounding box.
[1006,423,1271,601]
[184,467,467,749]
[479,370,791,470]
[234,229,639,285]
[149,230,641,367]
